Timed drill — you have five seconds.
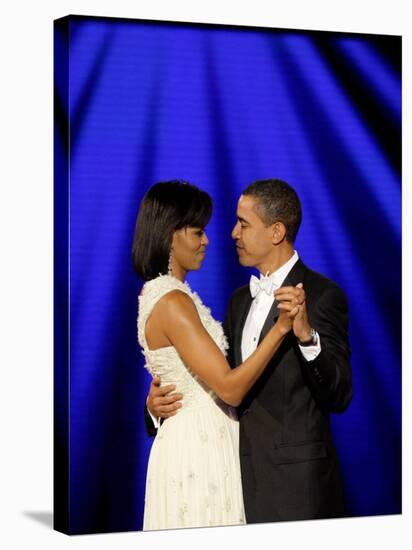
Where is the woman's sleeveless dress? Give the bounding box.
[138,275,246,530]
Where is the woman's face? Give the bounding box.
[171,226,209,277]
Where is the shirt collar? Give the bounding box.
[260,250,299,288]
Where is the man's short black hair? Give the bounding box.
[242,178,302,242]
[132,180,212,281]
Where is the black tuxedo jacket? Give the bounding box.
[223,259,352,523]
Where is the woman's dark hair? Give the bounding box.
[132,180,212,280]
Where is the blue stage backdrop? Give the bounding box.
[54,15,401,534]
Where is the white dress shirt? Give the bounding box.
[241,251,321,362]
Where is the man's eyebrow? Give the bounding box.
[237,216,249,223]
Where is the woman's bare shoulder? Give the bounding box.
[149,290,199,332]
[159,289,196,315]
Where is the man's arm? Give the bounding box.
[275,282,352,413]
[300,285,352,413]
[144,398,159,437]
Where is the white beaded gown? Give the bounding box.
[138,275,246,531]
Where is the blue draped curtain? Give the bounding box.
[54,15,401,534]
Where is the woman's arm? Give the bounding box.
[155,290,296,406]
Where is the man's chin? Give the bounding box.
[237,255,253,267]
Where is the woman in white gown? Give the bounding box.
[133,181,299,531]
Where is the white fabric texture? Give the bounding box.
[138,274,246,531]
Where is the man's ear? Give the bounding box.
[272,221,287,245]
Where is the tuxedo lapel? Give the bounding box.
[259,299,280,343]
[258,259,307,343]
[280,258,306,289]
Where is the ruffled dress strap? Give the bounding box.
[137,274,193,350]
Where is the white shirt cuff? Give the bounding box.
[147,398,161,429]
[298,331,321,361]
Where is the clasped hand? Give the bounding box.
[275,282,312,342]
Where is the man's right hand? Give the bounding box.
[147,375,183,419]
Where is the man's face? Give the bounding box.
[231,194,275,269]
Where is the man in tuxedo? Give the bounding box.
[145,178,352,523]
